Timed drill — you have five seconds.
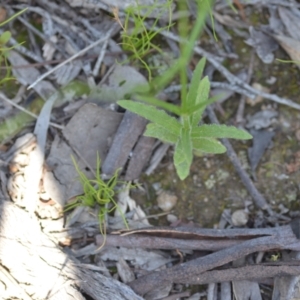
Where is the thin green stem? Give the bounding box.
[0,8,28,27]
[178,0,189,112]
[150,0,215,97]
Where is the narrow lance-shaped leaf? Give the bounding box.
[144,123,179,144]
[174,127,193,180]
[0,31,11,45]
[136,94,181,115]
[185,94,220,116]
[118,100,181,136]
[195,76,210,105]
[192,124,253,140]
[190,76,210,126]
[186,57,206,107]
[192,137,227,154]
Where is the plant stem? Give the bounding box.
[150,0,214,96]
[178,0,189,111]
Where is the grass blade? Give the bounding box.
[186,57,206,107]
[189,76,210,125]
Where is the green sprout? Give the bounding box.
[118,57,252,180]
[64,154,129,249]
[114,0,173,81]
[116,0,252,182]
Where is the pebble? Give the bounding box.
[231,210,249,226]
[157,191,178,212]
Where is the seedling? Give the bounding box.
[64,155,129,249]
[113,0,173,81]
[270,253,281,262]
[117,0,252,180]
[118,57,252,180]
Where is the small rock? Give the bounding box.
[167,214,178,223]
[266,76,276,85]
[231,210,249,226]
[152,182,161,192]
[157,191,178,212]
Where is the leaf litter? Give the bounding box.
[1,0,300,299]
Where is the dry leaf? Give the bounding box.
[273,34,300,70]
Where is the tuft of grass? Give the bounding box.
[64,154,129,249]
[113,0,173,81]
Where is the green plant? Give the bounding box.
[119,58,252,180]
[117,0,252,180]
[0,8,27,86]
[64,155,129,248]
[114,0,173,81]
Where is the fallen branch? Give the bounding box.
[159,28,300,110]
[122,224,300,296]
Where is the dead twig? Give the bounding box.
[28,26,117,90]
[158,28,300,110]
[235,50,255,124]
[180,264,300,285]
[128,225,300,295]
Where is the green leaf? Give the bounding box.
[195,76,210,104]
[192,124,253,140]
[190,76,210,125]
[184,59,211,125]
[184,94,220,115]
[129,82,151,94]
[0,31,11,45]
[118,100,181,136]
[144,123,179,144]
[186,57,206,107]
[174,128,193,180]
[136,93,181,115]
[192,137,226,153]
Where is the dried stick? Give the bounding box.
[92,38,109,77]
[236,50,255,124]
[95,234,241,251]
[158,28,300,110]
[179,264,300,285]
[128,225,300,295]
[17,16,68,58]
[28,29,116,90]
